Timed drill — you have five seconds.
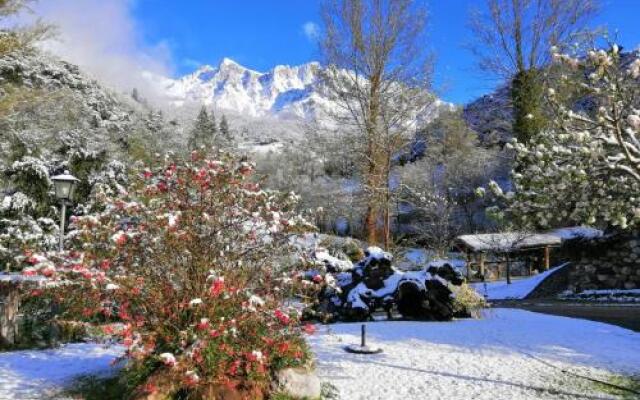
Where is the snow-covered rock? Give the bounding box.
[276,368,322,400]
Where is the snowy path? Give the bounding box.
[0,343,123,399]
[308,309,640,400]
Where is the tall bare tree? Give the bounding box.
[319,0,434,248]
[468,0,598,144]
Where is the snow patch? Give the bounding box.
[471,263,568,300]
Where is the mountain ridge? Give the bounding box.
[146,58,329,121]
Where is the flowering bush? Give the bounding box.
[26,150,316,397]
[481,44,640,230]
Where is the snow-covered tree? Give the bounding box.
[484,45,640,230]
[188,106,217,149]
[219,114,231,141]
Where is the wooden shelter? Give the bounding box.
[456,232,562,281]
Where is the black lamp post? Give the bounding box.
[51,171,79,252]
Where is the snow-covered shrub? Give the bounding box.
[482,44,640,230]
[25,150,316,398]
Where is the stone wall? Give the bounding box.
[567,235,640,291]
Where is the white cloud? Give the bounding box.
[302,21,319,42]
[31,0,174,101]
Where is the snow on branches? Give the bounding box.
[483,45,640,230]
[21,150,316,396]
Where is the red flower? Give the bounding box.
[228,360,241,375]
[274,309,290,325]
[277,342,290,353]
[142,169,153,179]
[156,181,168,192]
[100,259,111,270]
[196,318,210,331]
[209,329,221,338]
[209,277,225,297]
[303,323,316,335]
[312,274,323,284]
[115,234,127,246]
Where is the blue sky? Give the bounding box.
[132,0,640,104]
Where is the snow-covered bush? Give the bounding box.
[24,150,316,397]
[483,44,640,230]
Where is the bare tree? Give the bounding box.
[468,0,598,144]
[319,0,434,248]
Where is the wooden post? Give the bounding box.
[0,283,21,347]
[479,253,486,279]
[543,246,550,271]
[465,250,472,281]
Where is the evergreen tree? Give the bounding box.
[188,106,217,149]
[219,114,231,141]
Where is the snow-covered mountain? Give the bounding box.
[147,58,449,125]
[146,58,338,121]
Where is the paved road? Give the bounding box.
[495,300,640,332]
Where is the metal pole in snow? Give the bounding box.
[59,202,66,252]
[361,324,366,347]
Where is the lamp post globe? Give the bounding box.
[51,171,79,252]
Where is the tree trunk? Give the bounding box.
[364,205,378,244]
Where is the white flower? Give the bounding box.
[105,283,119,291]
[189,298,203,307]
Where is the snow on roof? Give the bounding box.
[457,226,604,252]
[457,232,562,252]
[549,226,604,241]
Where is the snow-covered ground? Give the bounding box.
[309,309,640,400]
[0,343,123,399]
[471,263,568,300]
